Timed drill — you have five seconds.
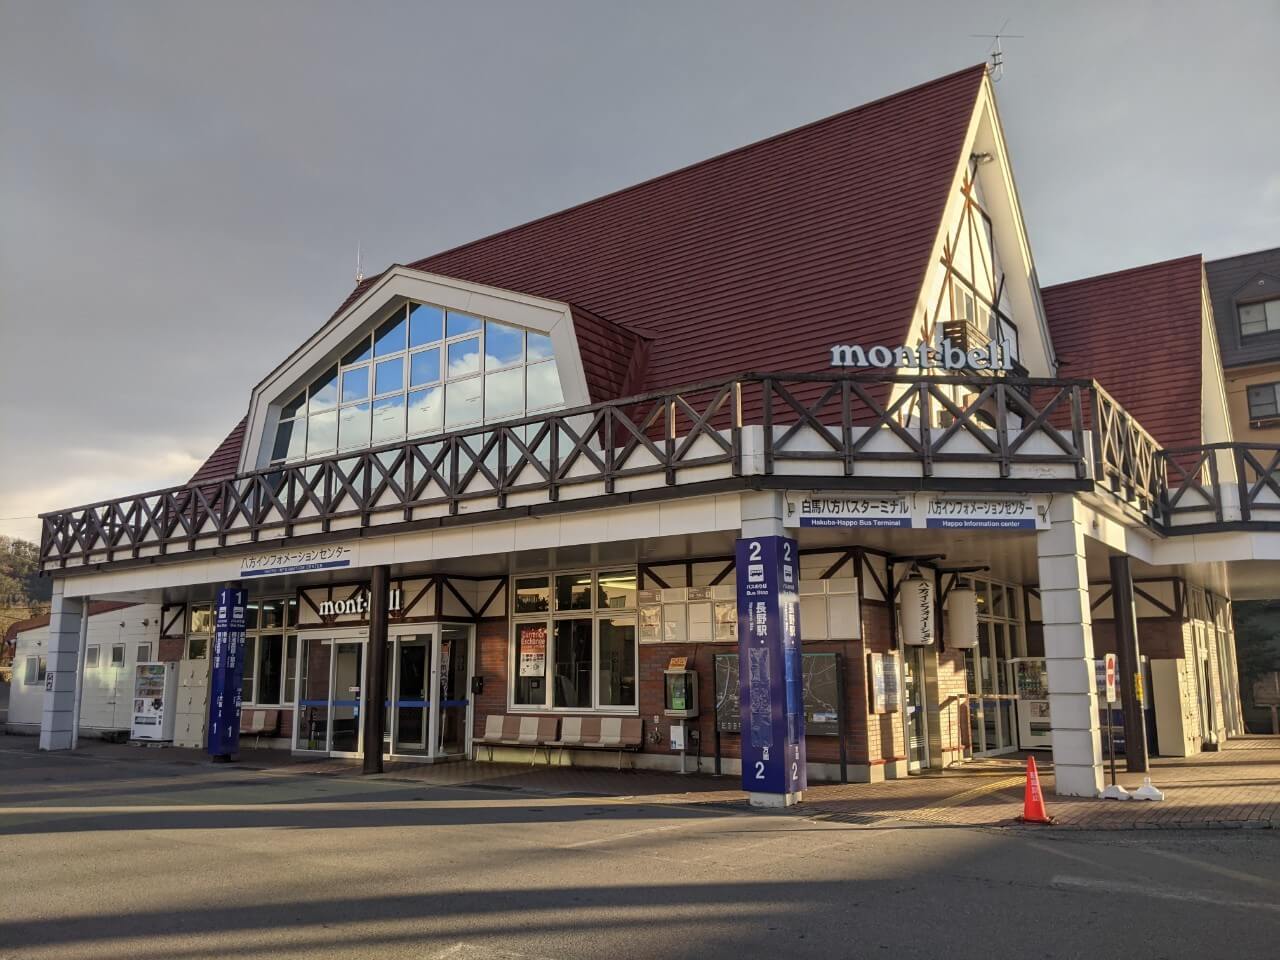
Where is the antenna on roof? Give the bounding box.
[355,240,364,283]
[971,19,1024,82]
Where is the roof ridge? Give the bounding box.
[1043,253,1204,293]
[405,64,989,273]
[1205,245,1280,266]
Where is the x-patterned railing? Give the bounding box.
[42,372,1262,571]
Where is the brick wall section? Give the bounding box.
[471,618,511,739]
[932,646,970,761]
[158,639,184,662]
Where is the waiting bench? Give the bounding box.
[475,715,560,765]
[549,716,644,770]
[241,708,279,746]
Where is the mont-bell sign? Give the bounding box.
[830,338,1013,372]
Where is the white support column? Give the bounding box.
[1035,496,1104,797]
[39,584,86,751]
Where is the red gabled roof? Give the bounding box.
[188,418,246,486]
[1043,255,1206,452]
[194,66,987,483]
[354,65,987,393]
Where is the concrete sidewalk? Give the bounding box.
[9,733,1278,830]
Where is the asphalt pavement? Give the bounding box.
[1,734,1278,960]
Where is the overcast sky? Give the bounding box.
[1,1,1277,543]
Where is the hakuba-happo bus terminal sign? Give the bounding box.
[736,535,806,805]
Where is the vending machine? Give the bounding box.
[1010,657,1053,750]
[131,662,179,742]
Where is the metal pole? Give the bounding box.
[1107,702,1117,787]
[362,566,390,775]
[1109,554,1149,772]
[70,596,90,750]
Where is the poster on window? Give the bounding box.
[518,624,547,677]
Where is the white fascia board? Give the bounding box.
[240,266,590,472]
[1199,269,1235,447]
[891,74,1056,411]
[966,76,1056,376]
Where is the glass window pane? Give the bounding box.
[372,394,406,444]
[527,332,554,361]
[309,366,338,413]
[514,622,548,706]
[597,570,637,609]
[342,337,372,366]
[374,311,407,357]
[257,635,284,704]
[514,576,550,614]
[259,600,284,630]
[1240,302,1266,336]
[338,402,371,451]
[555,573,593,611]
[409,303,444,347]
[341,365,369,402]
[1267,299,1280,331]
[410,348,440,387]
[1248,383,1279,418]
[188,604,213,634]
[485,321,524,369]
[280,392,305,420]
[445,377,482,427]
[484,366,523,420]
[446,310,482,338]
[307,410,338,456]
[598,617,636,707]
[447,338,480,378]
[375,357,404,396]
[552,619,593,708]
[526,359,564,409]
[272,419,305,463]
[408,386,444,436]
[241,636,256,702]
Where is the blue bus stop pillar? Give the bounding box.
[736,491,806,808]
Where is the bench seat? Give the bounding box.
[474,715,559,764]
[548,716,644,769]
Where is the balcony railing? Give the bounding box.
[37,372,1275,571]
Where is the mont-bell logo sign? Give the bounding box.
[829,339,1013,372]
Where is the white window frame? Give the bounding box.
[137,643,152,663]
[1239,297,1280,338]
[85,645,100,668]
[23,655,47,686]
[110,644,125,667]
[508,568,639,714]
[1246,381,1280,423]
[272,301,565,465]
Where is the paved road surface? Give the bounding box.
[1,737,1277,960]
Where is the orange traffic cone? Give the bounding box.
[1018,755,1054,824]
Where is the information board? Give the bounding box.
[207,587,248,758]
[736,535,806,796]
[714,652,842,736]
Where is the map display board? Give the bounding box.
[714,652,843,736]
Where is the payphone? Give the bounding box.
[664,664,699,773]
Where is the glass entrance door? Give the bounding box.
[330,642,364,755]
[436,624,471,757]
[293,626,473,760]
[294,637,365,756]
[388,635,430,757]
[903,648,930,772]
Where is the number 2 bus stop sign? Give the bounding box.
[735,534,806,804]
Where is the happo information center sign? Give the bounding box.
[787,493,1048,530]
[736,535,806,797]
[207,587,248,758]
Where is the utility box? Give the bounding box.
[664,669,699,718]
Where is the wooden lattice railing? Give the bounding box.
[42,372,1265,570]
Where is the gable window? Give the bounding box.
[1247,382,1280,424]
[1240,298,1280,337]
[509,569,638,712]
[271,302,565,465]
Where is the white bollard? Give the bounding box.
[1132,777,1165,801]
